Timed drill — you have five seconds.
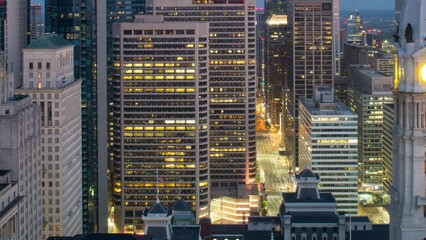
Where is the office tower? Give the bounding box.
[6,0,31,87]
[147,0,257,185]
[265,14,288,135]
[0,1,5,52]
[334,76,349,104]
[111,15,210,232]
[346,11,363,45]
[256,7,266,91]
[45,1,108,232]
[30,4,43,42]
[107,0,146,22]
[0,171,21,239]
[390,0,426,239]
[382,104,394,196]
[347,65,393,192]
[16,34,82,238]
[0,52,42,239]
[284,0,335,169]
[298,87,358,215]
[332,0,340,77]
[266,0,287,15]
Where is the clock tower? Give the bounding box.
[390,0,426,240]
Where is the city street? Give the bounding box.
[257,132,295,216]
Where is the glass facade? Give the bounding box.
[45,0,98,232]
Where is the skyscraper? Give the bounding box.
[111,16,210,232]
[30,4,43,42]
[284,0,335,169]
[347,65,393,193]
[5,0,31,87]
[147,0,257,185]
[346,11,363,45]
[16,34,83,238]
[45,0,108,232]
[0,51,42,240]
[265,14,288,134]
[389,0,426,239]
[298,87,358,215]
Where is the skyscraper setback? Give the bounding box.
[284,0,335,169]
[147,0,257,185]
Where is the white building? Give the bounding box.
[389,0,426,239]
[298,87,358,215]
[0,51,42,239]
[16,34,82,238]
[147,0,257,185]
[111,15,209,233]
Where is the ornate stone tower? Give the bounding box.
[390,0,426,239]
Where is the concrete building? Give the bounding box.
[16,34,82,239]
[0,170,22,239]
[285,0,335,170]
[382,104,394,196]
[0,51,42,239]
[147,0,257,185]
[265,14,288,135]
[30,4,43,42]
[298,87,358,215]
[389,0,426,239]
[111,15,209,232]
[347,65,393,192]
[5,0,31,87]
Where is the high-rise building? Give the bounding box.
[5,0,31,87]
[0,51,42,239]
[45,0,108,232]
[346,11,363,45]
[265,0,287,15]
[111,15,210,232]
[16,34,82,238]
[30,4,43,42]
[0,1,6,52]
[298,87,358,215]
[389,0,426,239]
[284,0,335,169]
[256,7,266,92]
[347,65,393,192]
[265,14,288,134]
[382,103,394,196]
[107,0,146,22]
[147,0,257,185]
[0,170,21,240]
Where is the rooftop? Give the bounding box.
[301,97,355,116]
[26,34,72,49]
[283,192,336,204]
[172,226,201,240]
[289,211,339,224]
[0,170,10,176]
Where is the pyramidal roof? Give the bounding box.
[297,169,319,179]
[170,198,192,212]
[147,200,169,215]
[26,34,72,49]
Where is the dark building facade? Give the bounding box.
[45,0,109,233]
[265,15,288,135]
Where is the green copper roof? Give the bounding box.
[26,34,72,49]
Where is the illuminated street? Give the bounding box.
[257,132,295,216]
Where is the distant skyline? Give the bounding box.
[34,0,394,11]
[256,0,394,10]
